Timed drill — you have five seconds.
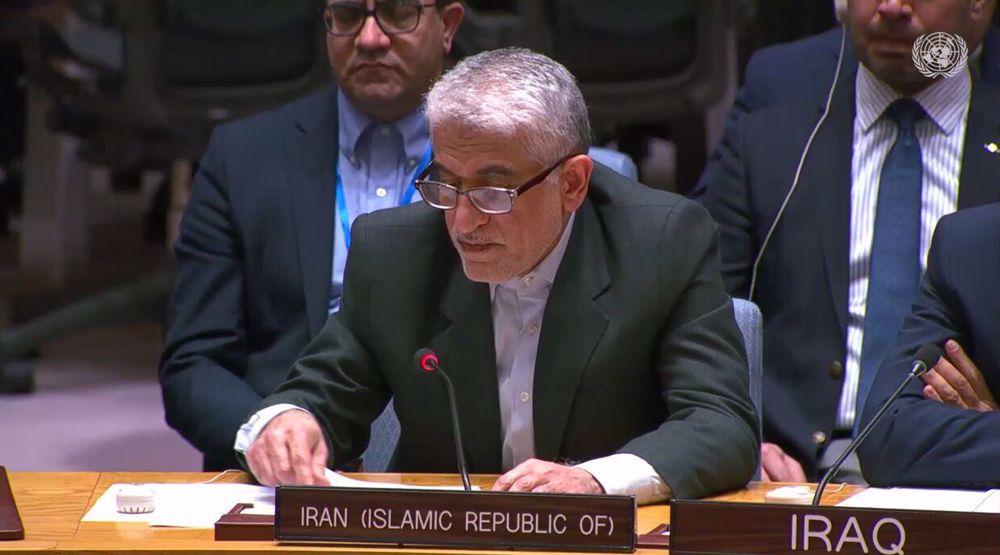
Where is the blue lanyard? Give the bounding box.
[335,144,432,249]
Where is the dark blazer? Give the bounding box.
[160,87,342,470]
[692,60,1000,477]
[693,26,1000,198]
[262,165,761,499]
[859,204,1000,489]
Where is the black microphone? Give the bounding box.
[812,343,944,505]
[414,348,471,491]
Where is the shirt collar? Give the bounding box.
[490,212,577,301]
[855,62,971,135]
[336,89,430,164]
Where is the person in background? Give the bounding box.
[694,0,1000,482]
[859,203,1000,488]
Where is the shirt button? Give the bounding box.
[526,323,539,335]
[519,392,530,403]
[375,187,388,198]
[811,431,828,445]
[407,158,417,167]
[521,275,535,287]
[348,155,357,166]
[828,360,844,380]
[380,126,392,136]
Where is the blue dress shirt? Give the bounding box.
[329,90,431,313]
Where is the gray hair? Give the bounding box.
[425,47,591,165]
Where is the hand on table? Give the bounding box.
[492,459,604,494]
[760,442,806,482]
[921,340,998,412]
[246,410,331,487]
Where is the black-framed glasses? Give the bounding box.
[323,0,437,36]
[414,154,579,215]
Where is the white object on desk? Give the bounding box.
[83,472,479,527]
[323,469,480,491]
[115,485,155,514]
[838,488,1000,513]
[764,485,814,505]
[83,483,274,527]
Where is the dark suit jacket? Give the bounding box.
[160,87,342,470]
[692,60,1000,477]
[261,165,761,499]
[859,204,1000,489]
[692,26,1000,198]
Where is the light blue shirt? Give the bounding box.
[491,213,576,471]
[329,90,431,313]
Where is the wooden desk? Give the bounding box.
[1,472,862,554]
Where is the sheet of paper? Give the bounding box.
[82,483,274,527]
[323,469,479,491]
[82,472,478,527]
[838,487,1000,513]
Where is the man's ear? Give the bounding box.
[969,0,990,21]
[440,2,465,55]
[561,154,593,213]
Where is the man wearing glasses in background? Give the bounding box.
[236,49,760,502]
[160,0,464,471]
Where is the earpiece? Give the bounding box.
[748,21,848,300]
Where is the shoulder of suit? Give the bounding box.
[937,204,1000,242]
[930,204,1000,271]
[746,27,843,77]
[353,202,444,235]
[213,86,335,136]
[588,164,714,225]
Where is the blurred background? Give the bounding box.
[0,0,839,470]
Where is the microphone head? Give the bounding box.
[413,348,439,373]
[915,343,944,370]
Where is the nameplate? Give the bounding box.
[669,500,1000,555]
[0,467,24,541]
[275,486,635,552]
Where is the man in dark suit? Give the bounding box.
[693,0,1000,481]
[693,15,999,199]
[239,48,760,502]
[859,204,1000,488]
[159,1,464,470]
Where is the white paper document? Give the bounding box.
[82,472,478,527]
[82,482,275,527]
[838,487,1000,514]
[323,469,478,491]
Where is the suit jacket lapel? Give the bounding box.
[957,79,1000,209]
[808,62,857,337]
[427,258,502,472]
[532,199,610,461]
[287,89,338,337]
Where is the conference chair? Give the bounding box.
[457,0,739,192]
[0,0,330,393]
[732,298,764,439]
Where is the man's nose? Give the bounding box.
[876,0,913,19]
[355,10,391,51]
[450,195,489,234]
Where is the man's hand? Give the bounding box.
[921,340,998,412]
[492,459,604,494]
[760,442,807,482]
[246,410,331,487]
